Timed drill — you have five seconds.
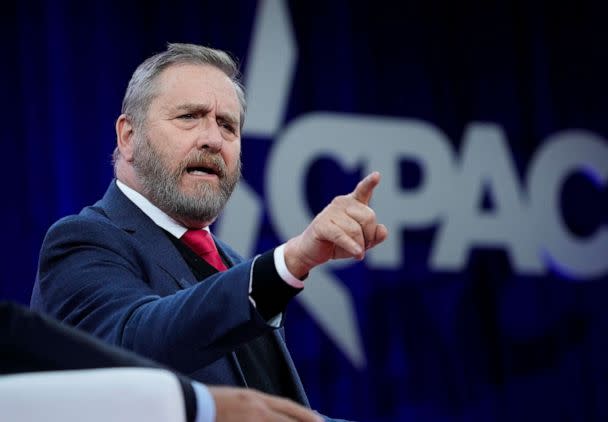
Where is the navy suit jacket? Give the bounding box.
[31,180,309,406]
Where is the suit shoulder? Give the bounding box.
[43,205,124,245]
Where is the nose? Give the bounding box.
[196,117,223,152]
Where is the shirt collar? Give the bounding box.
[116,179,209,238]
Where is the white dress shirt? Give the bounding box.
[116,180,304,288]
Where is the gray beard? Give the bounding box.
[132,135,241,224]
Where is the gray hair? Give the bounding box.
[113,43,246,164]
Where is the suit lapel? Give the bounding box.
[97,181,197,289]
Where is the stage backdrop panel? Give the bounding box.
[1,1,607,421]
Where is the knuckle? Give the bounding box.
[367,207,377,220]
[332,195,348,206]
[347,223,362,237]
[333,230,347,242]
[356,211,374,228]
[348,206,375,227]
[363,209,376,225]
[240,391,256,404]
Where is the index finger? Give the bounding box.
[350,171,381,204]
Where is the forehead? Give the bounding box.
[152,63,240,115]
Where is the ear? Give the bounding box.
[116,114,136,162]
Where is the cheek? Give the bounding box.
[151,132,192,167]
[223,143,241,169]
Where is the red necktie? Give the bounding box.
[181,229,228,272]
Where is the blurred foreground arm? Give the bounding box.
[0,368,189,422]
[0,302,322,422]
[0,369,321,422]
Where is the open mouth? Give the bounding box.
[186,164,221,177]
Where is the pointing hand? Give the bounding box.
[284,172,388,278]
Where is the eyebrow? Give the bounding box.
[173,103,240,127]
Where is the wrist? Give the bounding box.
[284,237,314,279]
[274,245,306,288]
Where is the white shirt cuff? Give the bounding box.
[192,381,215,422]
[274,244,305,289]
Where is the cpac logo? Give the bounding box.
[268,115,608,280]
[217,0,608,368]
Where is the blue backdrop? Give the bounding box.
[1,1,607,421]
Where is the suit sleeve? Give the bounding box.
[32,216,275,374]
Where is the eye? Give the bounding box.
[218,120,236,134]
[178,113,196,120]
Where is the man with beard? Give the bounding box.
[31,43,387,421]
